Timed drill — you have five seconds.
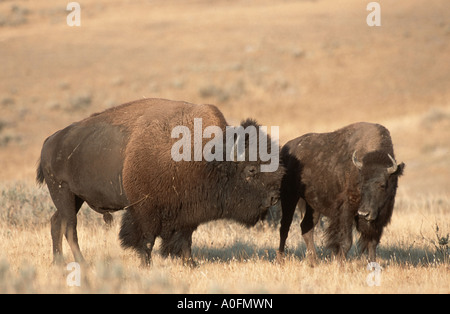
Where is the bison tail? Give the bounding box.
[36,159,45,185]
[119,211,143,250]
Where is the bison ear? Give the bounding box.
[393,162,405,177]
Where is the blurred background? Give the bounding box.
[0,0,449,196]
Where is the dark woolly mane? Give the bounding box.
[240,118,260,128]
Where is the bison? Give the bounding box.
[278,122,404,263]
[37,98,283,265]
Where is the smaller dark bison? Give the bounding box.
[37,98,283,265]
[278,122,404,263]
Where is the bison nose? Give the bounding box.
[358,209,370,218]
[358,209,377,221]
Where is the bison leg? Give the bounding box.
[64,196,85,263]
[278,191,300,262]
[119,210,157,266]
[160,228,196,266]
[355,217,382,262]
[65,198,85,264]
[47,182,85,264]
[326,205,353,261]
[356,221,380,262]
[337,229,353,261]
[300,202,320,265]
[50,211,64,264]
[139,233,156,267]
[367,240,378,262]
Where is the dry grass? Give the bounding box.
[0,183,448,293]
[0,0,449,294]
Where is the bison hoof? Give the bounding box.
[183,258,198,268]
[276,251,285,265]
[140,258,152,268]
[52,255,65,266]
[305,255,318,268]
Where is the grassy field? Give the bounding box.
[0,183,448,293]
[0,0,449,293]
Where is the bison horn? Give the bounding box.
[386,154,398,174]
[352,151,363,170]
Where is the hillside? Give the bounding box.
[1,0,449,195]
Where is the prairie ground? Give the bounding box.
[0,183,448,293]
[0,0,449,293]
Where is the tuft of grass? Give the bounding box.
[421,223,449,263]
[0,183,53,227]
[67,92,93,112]
[199,80,246,103]
[0,5,30,27]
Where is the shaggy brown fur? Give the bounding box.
[278,122,404,262]
[37,98,283,265]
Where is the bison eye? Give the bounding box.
[245,165,257,178]
[379,183,387,190]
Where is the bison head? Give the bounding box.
[352,151,405,221]
[215,118,285,226]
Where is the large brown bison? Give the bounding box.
[37,98,283,265]
[278,122,404,263]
